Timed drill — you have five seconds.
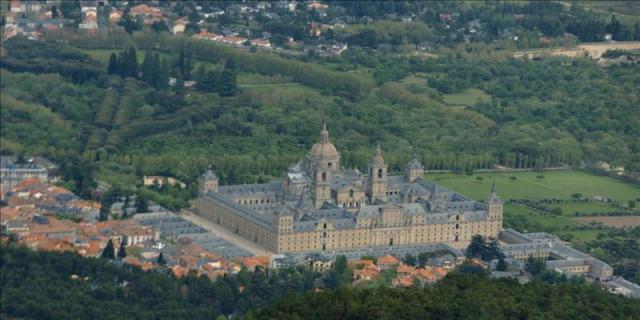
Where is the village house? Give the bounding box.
[307,2,329,11]
[143,175,187,189]
[109,10,123,24]
[193,30,223,41]
[377,255,400,271]
[172,17,188,34]
[250,38,271,48]
[97,220,158,246]
[220,35,248,46]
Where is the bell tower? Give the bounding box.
[367,144,388,203]
[487,182,503,235]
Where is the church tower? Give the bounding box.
[198,168,219,196]
[367,144,388,203]
[405,153,424,182]
[307,123,340,208]
[487,182,503,222]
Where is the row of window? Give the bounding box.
[236,198,275,205]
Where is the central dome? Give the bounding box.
[308,123,339,158]
[309,142,339,158]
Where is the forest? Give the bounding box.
[2,33,638,205]
[2,243,639,320]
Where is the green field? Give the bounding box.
[442,88,492,107]
[429,170,640,242]
[430,170,639,202]
[553,202,622,216]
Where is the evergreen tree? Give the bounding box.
[174,72,185,95]
[136,197,149,213]
[334,255,347,274]
[98,205,109,221]
[418,252,431,267]
[175,48,186,76]
[194,64,206,88]
[403,254,417,266]
[126,47,138,78]
[201,71,219,92]
[118,241,127,259]
[218,59,237,97]
[107,53,118,74]
[157,56,170,90]
[496,257,507,271]
[116,52,126,77]
[466,235,486,259]
[119,10,137,34]
[101,239,115,260]
[184,51,194,80]
[525,256,546,276]
[157,252,167,265]
[141,50,154,85]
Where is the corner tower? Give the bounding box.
[367,144,388,203]
[307,123,340,208]
[405,153,424,182]
[198,168,219,196]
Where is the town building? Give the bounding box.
[197,123,503,254]
[500,229,614,280]
[1,156,49,195]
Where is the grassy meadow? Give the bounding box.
[430,170,639,202]
[429,170,640,242]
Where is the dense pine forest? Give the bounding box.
[1,243,639,320]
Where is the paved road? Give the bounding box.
[180,209,273,256]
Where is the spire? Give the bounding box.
[320,122,329,144]
[488,181,501,203]
[370,143,385,166]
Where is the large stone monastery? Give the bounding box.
[196,124,503,253]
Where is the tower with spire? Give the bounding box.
[307,123,340,208]
[487,181,503,222]
[367,144,388,203]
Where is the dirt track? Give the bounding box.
[575,216,640,228]
[514,41,640,59]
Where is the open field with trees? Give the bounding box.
[431,170,639,202]
[431,170,639,244]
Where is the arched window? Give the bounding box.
[349,189,354,197]
[323,223,327,229]
[455,223,459,229]
[377,169,383,178]
[322,172,327,181]
[456,215,460,221]
[328,162,332,169]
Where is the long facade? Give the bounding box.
[196,124,503,254]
